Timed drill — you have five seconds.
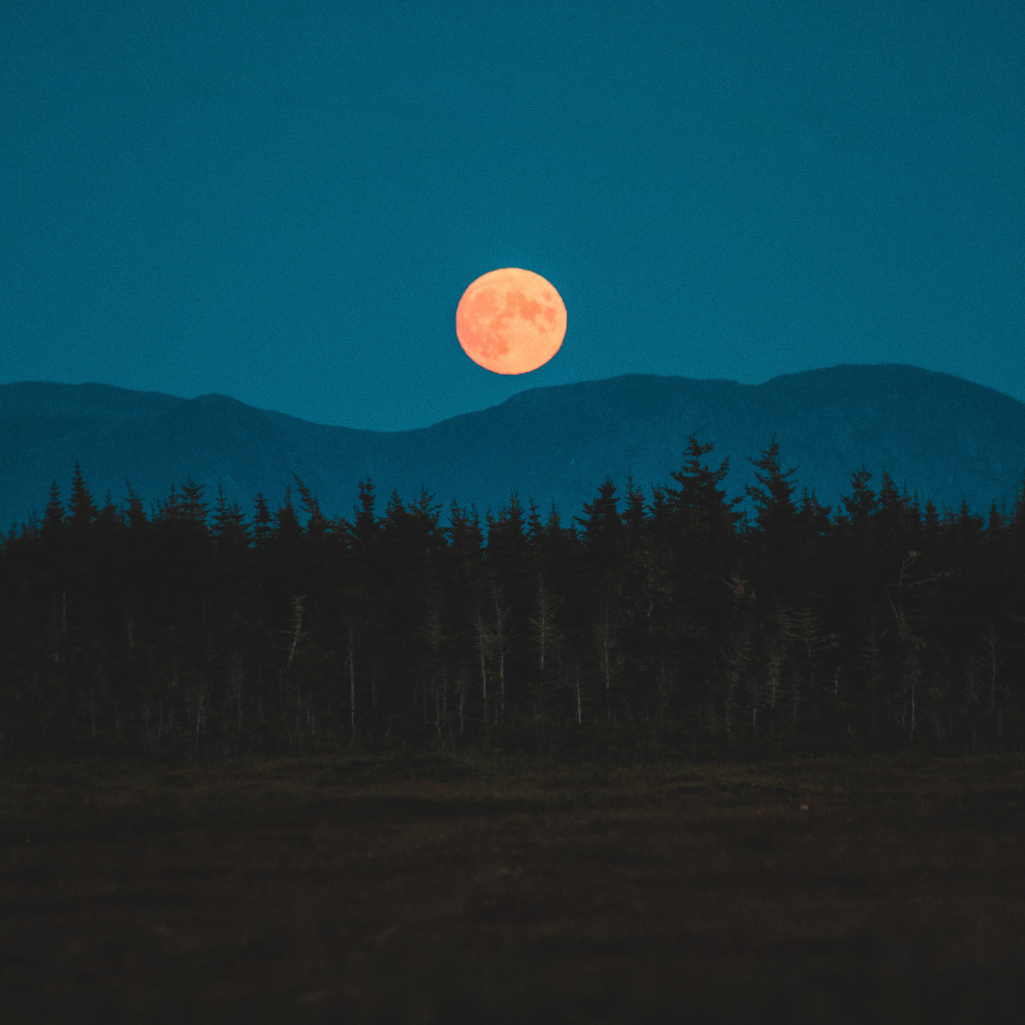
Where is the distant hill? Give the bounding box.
[2,365,1024,527]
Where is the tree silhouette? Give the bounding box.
[0,452,1023,759]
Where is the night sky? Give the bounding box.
[3,0,1022,431]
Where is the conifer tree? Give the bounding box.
[67,462,98,533]
[123,484,148,531]
[841,467,879,529]
[351,479,378,548]
[745,440,800,601]
[578,477,624,580]
[4,449,1025,758]
[213,486,249,549]
[667,436,742,535]
[180,478,209,525]
[622,475,646,541]
[252,494,273,549]
[485,495,531,677]
[41,483,65,543]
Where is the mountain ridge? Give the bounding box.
[2,364,1023,526]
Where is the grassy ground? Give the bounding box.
[1,751,1024,1023]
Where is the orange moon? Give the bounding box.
[456,268,567,374]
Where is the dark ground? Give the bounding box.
[1,752,1023,1023]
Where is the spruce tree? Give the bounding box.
[67,462,98,533]
[745,439,800,601]
[252,494,273,549]
[578,477,624,579]
[41,483,65,542]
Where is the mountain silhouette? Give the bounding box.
[2,364,1023,526]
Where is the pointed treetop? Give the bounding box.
[42,482,65,539]
[180,478,209,525]
[446,500,484,562]
[293,475,328,539]
[667,436,742,529]
[275,486,303,542]
[252,493,273,548]
[68,461,98,532]
[409,487,442,529]
[213,485,249,546]
[95,493,122,532]
[622,475,647,537]
[840,467,878,526]
[353,479,378,546]
[123,483,148,530]
[526,499,544,545]
[546,501,562,534]
[156,485,182,524]
[744,439,798,531]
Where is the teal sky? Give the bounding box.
[2,0,1022,430]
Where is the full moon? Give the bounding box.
[456,268,567,375]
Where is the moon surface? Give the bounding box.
[456,268,567,374]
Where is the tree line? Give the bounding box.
[1,437,1024,760]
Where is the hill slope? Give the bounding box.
[1,365,1023,526]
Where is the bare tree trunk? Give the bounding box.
[718,629,750,735]
[234,656,243,728]
[491,585,510,720]
[530,577,564,725]
[496,648,505,723]
[983,624,1000,712]
[767,642,783,727]
[475,603,489,725]
[348,618,356,736]
[593,602,620,721]
[910,664,916,739]
[459,669,466,735]
[287,595,306,667]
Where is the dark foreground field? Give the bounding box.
[2,753,1024,1024]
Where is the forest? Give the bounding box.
[1,437,1023,761]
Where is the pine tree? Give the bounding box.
[622,475,647,542]
[667,435,742,535]
[745,440,798,535]
[123,484,149,531]
[577,477,624,579]
[41,483,65,543]
[357,478,379,540]
[252,494,273,549]
[293,475,328,541]
[447,501,484,573]
[213,486,249,549]
[94,494,122,533]
[745,440,800,601]
[276,487,302,543]
[662,438,743,690]
[180,478,209,525]
[485,494,530,612]
[67,462,98,533]
[841,467,879,528]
